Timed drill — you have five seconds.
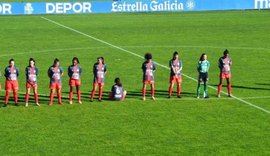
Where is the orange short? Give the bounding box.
[94,82,104,87]
[5,80,19,91]
[69,79,81,87]
[143,80,154,85]
[220,73,231,79]
[50,83,62,90]
[26,82,37,88]
[170,75,182,83]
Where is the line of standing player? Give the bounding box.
[0,49,232,107]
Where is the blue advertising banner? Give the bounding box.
[0,0,268,15]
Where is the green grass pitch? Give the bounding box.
[0,10,270,155]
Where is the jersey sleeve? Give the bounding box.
[16,67,19,77]
[141,62,145,71]
[4,67,8,78]
[48,67,52,78]
[153,63,156,71]
[111,85,115,93]
[104,64,107,73]
[68,66,72,77]
[79,66,82,74]
[60,67,64,75]
[218,58,223,69]
[36,67,39,76]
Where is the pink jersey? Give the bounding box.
[93,63,107,83]
[25,66,38,84]
[4,66,19,81]
[219,57,232,74]
[68,65,82,80]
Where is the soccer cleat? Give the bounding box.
[69,101,73,105]
[98,99,102,102]
[78,101,82,104]
[25,103,29,107]
[58,102,63,105]
[228,94,232,97]
[151,96,155,100]
[204,96,209,99]
[167,96,171,99]
[177,95,181,98]
[197,96,200,99]
[15,103,19,106]
[3,104,8,107]
[217,94,221,98]
[142,96,146,101]
[49,103,53,106]
[36,103,40,107]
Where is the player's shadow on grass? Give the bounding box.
[211,84,270,91]
[127,90,195,99]
[255,83,270,86]
[71,91,111,101]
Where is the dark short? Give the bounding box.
[198,73,208,82]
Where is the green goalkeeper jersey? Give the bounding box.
[197,60,210,73]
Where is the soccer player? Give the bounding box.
[168,51,183,98]
[48,58,64,105]
[196,53,210,99]
[90,57,107,102]
[142,53,156,101]
[3,58,19,107]
[218,49,233,97]
[25,58,39,107]
[68,57,82,104]
[109,77,127,101]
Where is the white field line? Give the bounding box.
[41,16,270,114]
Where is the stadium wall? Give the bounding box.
[0,0,269,15]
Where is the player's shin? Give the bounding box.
[5,91,10,104]
[13,91,18,103]
[197,83,201,97]
[25,92,30,103]
[204,83,208,97]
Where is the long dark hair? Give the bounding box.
[72,57,80,64]
[97,57,105,64]
[199,53,206,61]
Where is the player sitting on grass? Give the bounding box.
[109,77,127,101]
